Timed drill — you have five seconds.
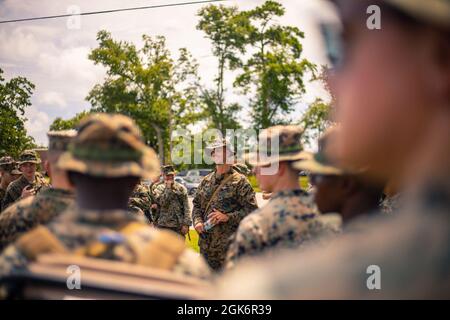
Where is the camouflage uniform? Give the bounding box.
[0,157,21,205]
[225,189,341,269]
[0,113,210,297]
[232,163,251,176]
[128,182,153,223]
[215,0,450,299]
[193,159,258,271]
[153,167,191,235]
[226,126,339,269]
[216,183,450,299]
[0,130,76,251]
[1,151,50,211]
[0,188,75,251]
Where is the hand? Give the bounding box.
[21,185,35,198]
[151,204,158,209]
[194,222,204,234]
[181,225,189,235]
[207,209,229,224]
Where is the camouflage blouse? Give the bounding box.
[225,189,342,269]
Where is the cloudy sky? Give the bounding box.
[0,0,338,146]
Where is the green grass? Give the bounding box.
[185,229,200,252]
[249,175,309,191]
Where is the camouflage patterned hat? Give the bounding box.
[247,125,312,167]
[0,156,21,174]
[18,150,41,165]
[293,126,363,175]
[47,130,77,152]
[205,138,231,152]
[385,0,450,30]
[57,113,160,179]
[162,164,176,175]
[0,156,14,167]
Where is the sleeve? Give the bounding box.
[226,178,258,227]
[1,185,15,212]
[192,180,206,226]
[180,187,192,226]
[225,215,261,269]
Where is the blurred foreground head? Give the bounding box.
[57,113,160,209]
[328,0,450,182]
[295,127,384,222]
[57,113,160,181]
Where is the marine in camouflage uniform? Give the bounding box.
[0,157,21,206]
[128,182,153,223]
[193,139,258,271]
[153,165,191,236]
[0,131,77,251]
[215,0,450,299]
[294,127,384,226]
[1,150,50,211]
[226,126,341,269]
[0,114,210,297]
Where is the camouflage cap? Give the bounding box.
[18,150,41,165]
[247,125,311,167]
[0,156,14,167]
[162,165,176,175]
[56,113,160,179]
[0,156,20,173]
[385,0,450,30]
[47,130,77,152]
[205,138,231,152]
[293,126,363,175]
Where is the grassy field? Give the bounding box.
[185,229,200,252]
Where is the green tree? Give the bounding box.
[197,4,249,133]
[234,0,316,129]
[299,98,332,147]
[0,68,36,157]
[299,65,335,147]
[87,30,202,164]
[49,110,91,131]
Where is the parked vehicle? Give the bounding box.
[175,177,199,196]
[183,169,212,184]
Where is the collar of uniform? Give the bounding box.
[270,189,308,200]
[38,187,75,199]
[69,207,140,227]
[214,167,233,180]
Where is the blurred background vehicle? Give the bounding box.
[175,177,199,196]
[183,169,212,184]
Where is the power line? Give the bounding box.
[0,0,226,24]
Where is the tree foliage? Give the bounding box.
[300,66,334,147]
[0,68,36,158]
[196,5,250,133]
[49,110,91,131]
[300,98,332,147]
[86,30,203,163]
[234,1,316,129]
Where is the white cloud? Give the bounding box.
[0,0,337,145]
[24,106,51,146]
[38,91,67,108]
